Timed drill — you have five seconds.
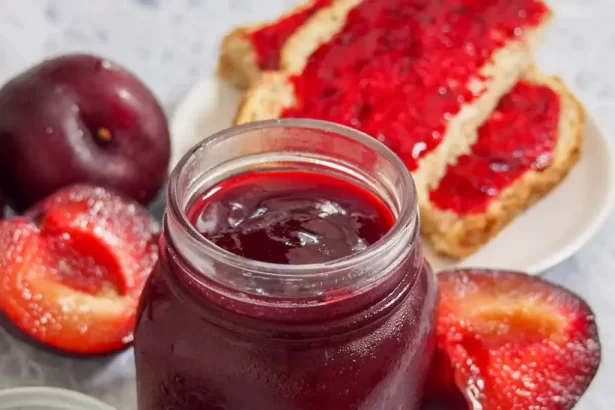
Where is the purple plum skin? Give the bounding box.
[0,53,171,211]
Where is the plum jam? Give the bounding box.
[134,119,437,410]
[189,170,395,265]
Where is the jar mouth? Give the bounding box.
[168,118,418,282]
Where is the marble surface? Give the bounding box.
[0,0,613,409]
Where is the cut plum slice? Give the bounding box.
[429,269,601,410]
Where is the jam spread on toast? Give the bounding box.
[250,0,332,70]
[280,0,549,170]
[430,82,561,214]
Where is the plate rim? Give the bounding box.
[521,111,615,274]
[169,73,615,275]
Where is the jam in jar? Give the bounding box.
[134,119,438,410]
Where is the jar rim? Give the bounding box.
[167,118,418,282]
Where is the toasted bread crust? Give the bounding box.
[233,72,296,125]
[217,0,324,89]
[420,67,585,259]
[218,26,261,89]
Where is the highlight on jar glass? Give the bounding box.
[133,119,438,410]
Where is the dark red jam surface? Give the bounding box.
[249,0,332,70]
[189,170,394,265]
[281,0,549,171]
[430,82,561,214]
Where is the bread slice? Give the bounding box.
[218,0,331,89]
[234,0,553,200]
[421,67,585,258]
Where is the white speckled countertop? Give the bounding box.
[0,1,613,409]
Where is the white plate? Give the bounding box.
[170,74,615,275]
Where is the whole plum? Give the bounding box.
[0,53,170,211]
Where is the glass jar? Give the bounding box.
[134,119,437,410]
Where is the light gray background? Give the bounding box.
[0,0,613,409]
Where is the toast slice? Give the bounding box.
[421,66,585,258]
[233,0,553,199]
[218,0,332,89]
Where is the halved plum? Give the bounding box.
[0,185,159,355]
[429,269,601,410]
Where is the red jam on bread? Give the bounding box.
[281,0,550,170]
[249,0,332,70]
[430,82,561,214]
